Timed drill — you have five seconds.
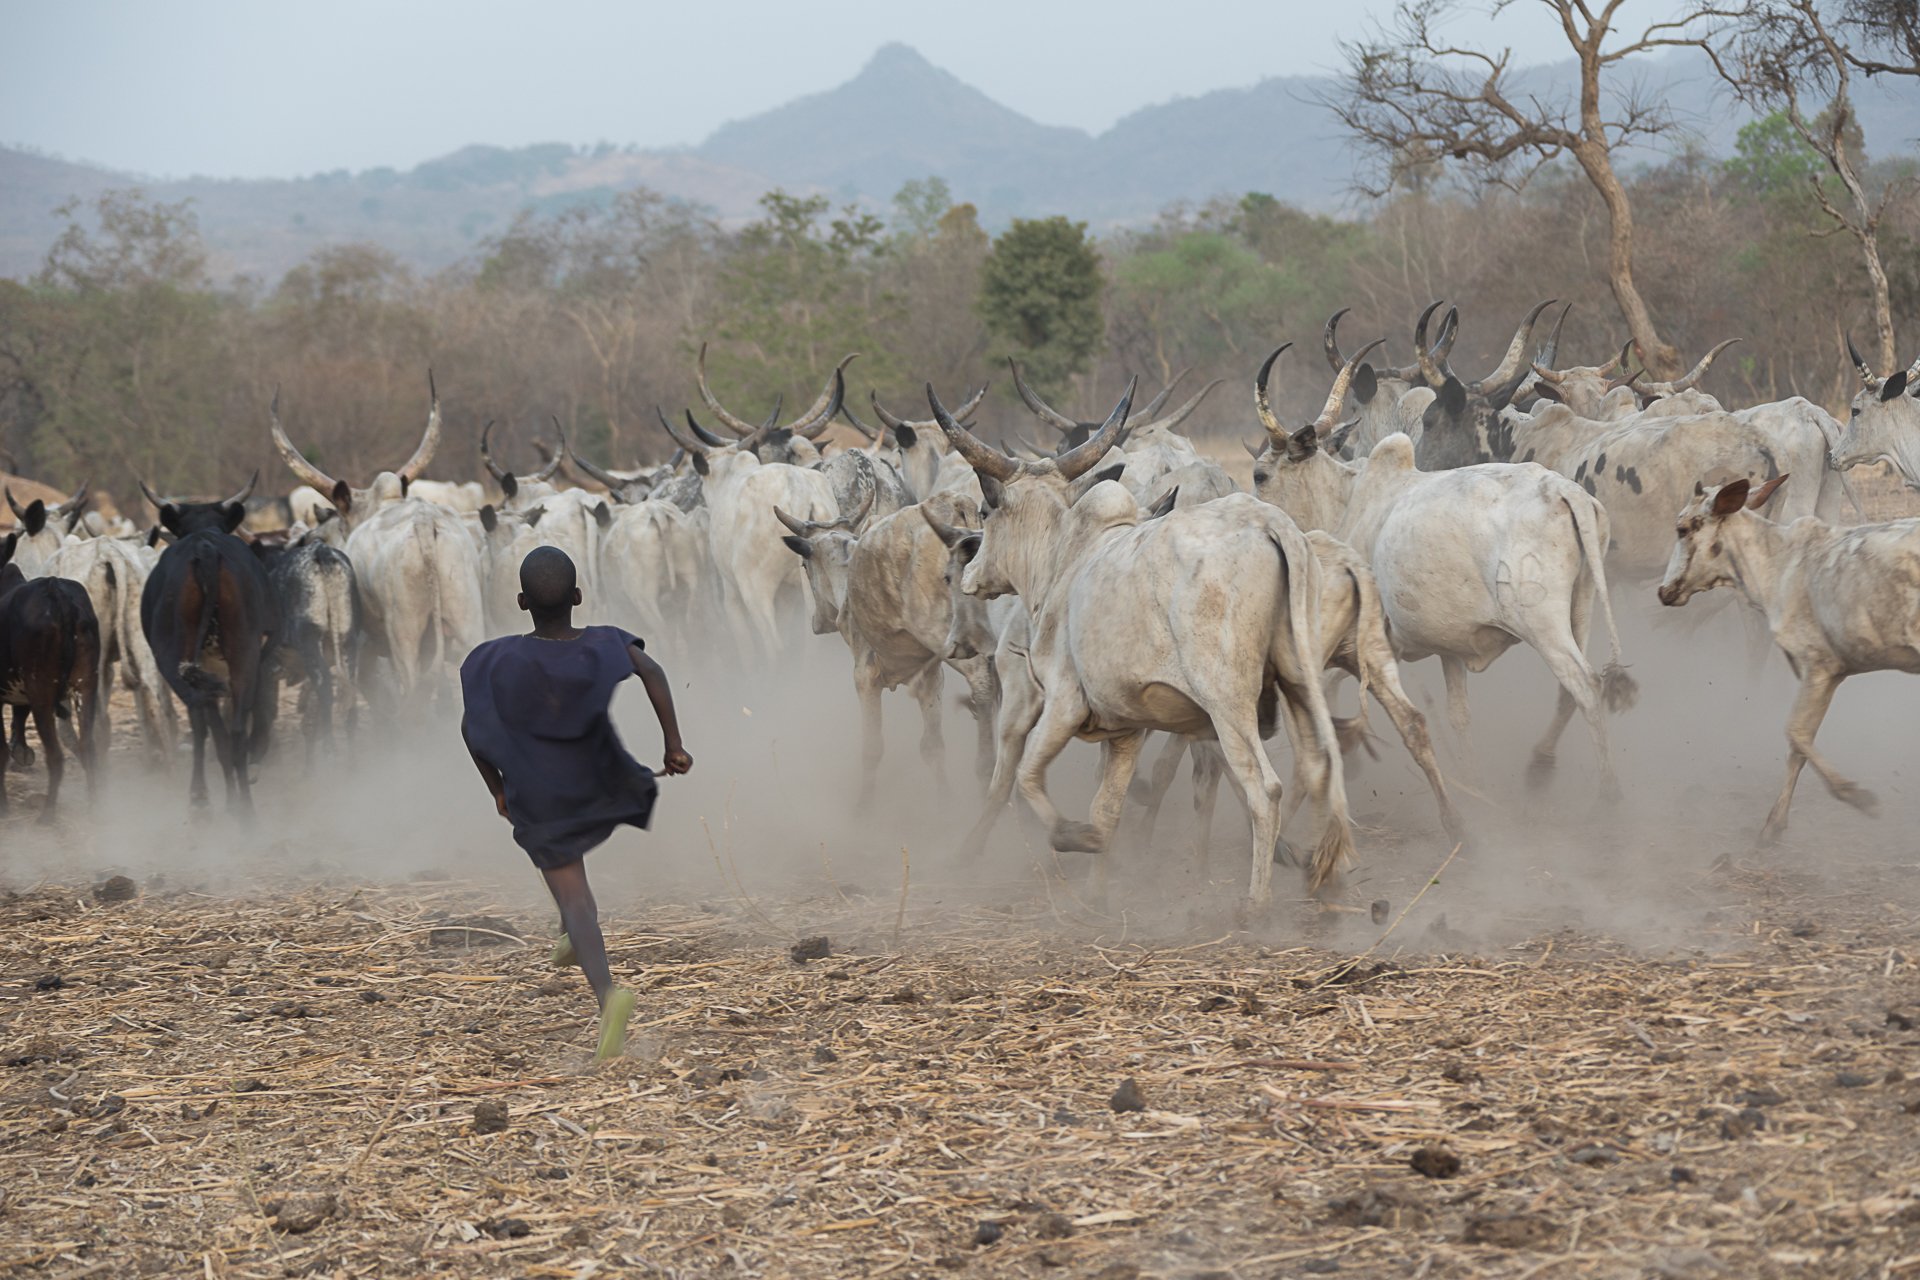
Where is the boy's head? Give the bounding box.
[518,546,581,619]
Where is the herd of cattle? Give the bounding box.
[5,302,1920,905]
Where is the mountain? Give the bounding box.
[4,43,1917,282]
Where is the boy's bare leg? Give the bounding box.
[540,860,611,1003]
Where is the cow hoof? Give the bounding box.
[1833,782,1880,817]
[1050,821,1103,854]
[1525,751,1556,791]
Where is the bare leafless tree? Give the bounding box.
[1711,0,1916,370]
[1838,0,1920,78]
[1329,0,1740,379]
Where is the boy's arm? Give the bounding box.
[461,720,511,819]
[630,645,692,774]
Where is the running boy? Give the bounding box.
[460,546,692,1061]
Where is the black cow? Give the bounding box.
[1409,299,1558,470]
[0,532,101,817]
[139,476,279,811]
[250,530,362,757]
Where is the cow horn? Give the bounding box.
[397,369,441,482]
[269,387,341,494]
[790,367,847,440]
[139,480,169,514]
[839,397,879,442]
[63,479,91,512]
[928,384,1020,483]
[1137,378,1224,435]
[1413,301,1448,387]
[1009,359,1083,433]
[1255,343,1293,444]
[528,418,566,482]
[772,504,813,537]
[1053,378,1136,482]
[479,420,512,485]
[1431,307,1459,367]
[685,409,737,451]
[1472,299,1557,395]
[1598,340,1633,377]
[222,471,260,508]
[1322,309,1352,374]
[1530,361,1566,386]
[1137,367,1189,422]
[1316,339,1387,429]
[1847,332,1880,387]
[1538,302,1572,369]
[566,437,626,491]
[828,479,876,530]
[870,391,910,434]
[5,486,25,524]
[1658,338,1742,394]
[656,406,706,457]
[696,342,765,438]
[920,504,970,548]
[1243,437,1265,459]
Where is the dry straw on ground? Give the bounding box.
[4,850,1920,1279]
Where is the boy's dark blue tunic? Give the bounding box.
[460,625,658,869]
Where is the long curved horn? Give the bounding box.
[1136,378,1224,434]
[927,384,1019,483]
[1471,299,1557,395]
[1648,338,1742,395]
[1597,340,1632,377]
[787,354,858,430]
[396,369,441,481]
[222,471,259,508]
[1413,301,1447,386]
[139,480,169,513]
[839,397,879,442]
[479,420,511,484]
[696,342,765,437]
[1009,359,1081,433]
[60,479,91,513]
[873,385,988,434]
[790,368,846,440]
[1530,361,1567,386]
[1538,302,1572,369]
[1053,378,1137,482]
[825,479,876,530]
[1255,343,1293,444]
[656,406,706,457]
[1322,309,1352,374]
[1137,367,1188,422]
[527,419,566,483]
[1430,307,1459,367]
[566,437,626,491]
[920,504,970,548]
[269,387,341,493]
[685,410,734,450]
[1315,339,1387,429]
[1847,332,1880,388]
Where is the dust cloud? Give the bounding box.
[4,580,1919,959]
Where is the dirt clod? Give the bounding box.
[482,1216,530,1238]
[471,1101,509,1134]
[267,1191,336,1234]
[33,973,63,992]
[92,876,137,903]
[1409,1145,1460,1178]
[790,936,831,963]
[1109,1078,1147,1113]
[1462,1212,1559,1249]
[971,1220,1004,1246]
[1035,1212,1074,1239]
[1325,1188,1429,1230]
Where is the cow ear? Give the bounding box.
[222,502,247,534]
[1711,479,1751,517]
[1438,377,1466,418]
[1884,369,1910,401]
[525,505,546,527]
[1534,380,1563,404]
[317,507,336,526]
[23,500,46,536]
[479,504,498,532]
[330,479,353,516]
[1352,363,1378,403]
[957,532,981,562]
[1329,422,1358,457]
[896,424,918,450]
[0,531,16,566]
[593,501,612,529]
[1092,463,1124,486]
[500,473,518,499]
[979,472,1004,510]
[400,475,411,498]
[1287,424,1318,461]
[691,452,710,478]
[781,534,813,560]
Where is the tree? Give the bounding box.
[978,216,1105,396]
[1712,0,1917,372]
[1330,0,1738,379]
[884,180,991,397]
[1839,0,1920,78]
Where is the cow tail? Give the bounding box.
[180,546,225,701]
[1563,493,1638,713]
[53,589,78,722]
[1334,566,1381,761]
[1268,525,1353,894]
[418,518,446,676]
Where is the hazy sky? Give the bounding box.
[9,0,1631,179]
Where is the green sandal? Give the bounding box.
[549,933,578,968]
[594,988,637,1063]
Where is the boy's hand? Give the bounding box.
[494,791,510,820]
[663,746,693,776]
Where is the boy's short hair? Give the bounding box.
[520,546,577,608]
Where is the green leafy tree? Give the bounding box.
[978,216,1104,397]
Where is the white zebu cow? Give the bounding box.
[1257,411,1636,800]
[1658,474,1918,845]
[47,535,176,761]
[1009,359,1223,503]
[658,379,845,657]
[779,487,997,802]
[933,384,1355,906]
[409,480,488,515]
[270,378,485,699]
[859,388,988,503]
[479,420,564,513]
[1836,347,1920,487]
[601,499,713,650]
[4,482,88,579]
[1320,304,1462,457]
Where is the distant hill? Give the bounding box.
[4,42,1916,282]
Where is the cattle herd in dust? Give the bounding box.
[5,302,1920,906]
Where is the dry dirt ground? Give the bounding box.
[4,840,1920,1280]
